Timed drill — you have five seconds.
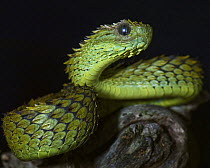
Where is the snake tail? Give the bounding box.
[2,84,97,160]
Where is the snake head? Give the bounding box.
[89,19,153,58]
[66,20,153,86]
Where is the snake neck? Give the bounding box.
[65,50,125,87]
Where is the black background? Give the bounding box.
[0,1,210,167]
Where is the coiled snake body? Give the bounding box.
[2,20,203,160]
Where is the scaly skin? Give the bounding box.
[3,84,98,160]
[2,20,203,160]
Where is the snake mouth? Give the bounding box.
[107,40,149,70]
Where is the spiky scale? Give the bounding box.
[3,84,97,160]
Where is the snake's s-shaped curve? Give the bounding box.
[2,20,203,160]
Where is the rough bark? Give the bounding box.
[1,92,209,168]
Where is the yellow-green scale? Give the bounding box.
[3,85,97,160]
[95,55,202,105]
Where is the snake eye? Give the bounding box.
[117,22,131,36]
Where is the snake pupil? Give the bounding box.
[117,23,131,35]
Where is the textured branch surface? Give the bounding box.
[1,104,193,168]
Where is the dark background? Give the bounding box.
[0,1,209,167]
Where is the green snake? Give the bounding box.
[2,20,203,160]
